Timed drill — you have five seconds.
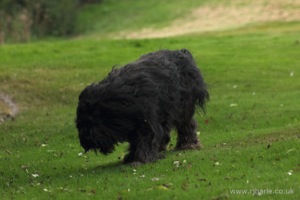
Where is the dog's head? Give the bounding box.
[76,126,116,155]
[76,83,137,154]
[76,85,118,155]
[76,108,117,155]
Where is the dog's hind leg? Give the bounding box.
[175,118,201,150]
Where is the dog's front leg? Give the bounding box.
[128,122,164,164]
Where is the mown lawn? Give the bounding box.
[1,23,300,199]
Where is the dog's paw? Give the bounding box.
[129,161,143,167]
[175,142,202,150]
[158,153,166,159]
[123,154,134,164]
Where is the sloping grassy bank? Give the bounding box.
[0,26,299,199]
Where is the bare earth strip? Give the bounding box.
[0,93,19,124]
[117,0,300,39]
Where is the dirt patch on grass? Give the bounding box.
[119,0,300,39]
[0,93,19,124]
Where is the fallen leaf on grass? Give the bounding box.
[90,189,96,194]
[151,177,160,181]
[58,187,69,192]
[224,177,237,180]
[156,185,168,190]
[6,150,12,154]
[21,165,29,170]
[287,149,295,153]
[162,183,173,188]
[32,174,39,178]
[181,182,189,191]
[173,160,180,168]
[287,170,293,176]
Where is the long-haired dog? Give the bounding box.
[76,49,209,164]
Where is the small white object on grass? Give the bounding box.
[32,174,39,178]
[151,177,160,181]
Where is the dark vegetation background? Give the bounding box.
[0,0,101,43]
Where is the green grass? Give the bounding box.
[1,27,299,199]
[1,1,300,199]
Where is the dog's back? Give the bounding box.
[139,49,209,110]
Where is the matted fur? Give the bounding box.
[76,49,209,164]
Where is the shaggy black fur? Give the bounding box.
[76,49,209,164]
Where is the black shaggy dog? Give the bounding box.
[76,49,209,164]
